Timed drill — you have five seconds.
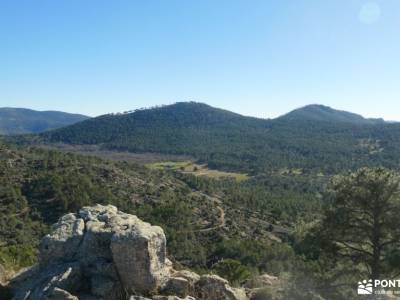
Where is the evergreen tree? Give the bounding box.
[321,168,400,280]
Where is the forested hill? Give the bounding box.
[278,104,386,124]
[41,102,267,143]
[0,140,310,279]
[36,102,400,174]
[0,107,89,135]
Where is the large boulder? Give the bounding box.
[11,205,169,299]
[9,205,248,300]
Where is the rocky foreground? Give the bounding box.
[5,204,253,300]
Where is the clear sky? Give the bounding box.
[1,1,399,119]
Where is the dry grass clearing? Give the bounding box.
[147,161,249,182]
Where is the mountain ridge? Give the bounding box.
[0,107,89,135]
[28,101,400,174]
[278,104,386,124]
[81,102,389,124]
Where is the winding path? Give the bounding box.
[192,191,226,232]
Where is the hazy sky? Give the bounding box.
[1,1,399,119]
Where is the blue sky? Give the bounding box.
[1,1,399,119]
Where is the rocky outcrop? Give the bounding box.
[195,275,247,300]
[245,274,282,300]
[244,274,279,289]
[9,204,247,300]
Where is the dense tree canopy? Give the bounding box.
[25,102,400,174]
[3,100,400,299]
[293,168,400,299]
[322,168,400,280]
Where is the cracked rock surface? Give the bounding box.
[9,204,247,300]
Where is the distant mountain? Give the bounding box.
[0,107,89,135]
[40,101,267,152]
[34,102,400,174]
[279,104,385,124]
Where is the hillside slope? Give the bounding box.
[0,107,89,135]
[1,140,304,276]
[36,102,400,173]
[278,104,385,124]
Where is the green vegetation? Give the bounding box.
[212,259,251,286]
[280,104,385,125]
[0,107,88,135]
[147,160,249,181]
[3,139,400,299]
[0,141,295,275]
[3,103,400,299]
[324,168,400,281]
[147,160,195,171]
[0,140,325,300]
[28,102,400,174]
[292,168,400,299]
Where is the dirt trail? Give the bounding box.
[192,191,226,232]
[189,189,290,235]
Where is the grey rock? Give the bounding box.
[171,270,200,283]
[46,264,82,292]
[78,219,114,265]
[45,288,78,300]
[90,275,115,296]
[110,213,169,294]
[11,263,82,300]
[89,274,126,299]
[85,258,118,280]
[195,275,246,300]
[10,205,247,300]
[40,213,85,267]
[78,204,118,222]
[162,277,189,298]
[170,270,200,295]
[244,274,279,289]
